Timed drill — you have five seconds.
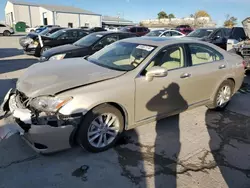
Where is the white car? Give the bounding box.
[25,25,44,33]
[145,29,185,38]
[0,23,14,36]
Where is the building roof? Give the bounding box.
[102,16,133,23]
[8,0,101,15]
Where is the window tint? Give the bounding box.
[145,45,184,72]
[162,31,171,37]
[78,30,88,38]
[137,28,143,32]
[230,28,246,40]
[171,31,182,36]
[188,44,223,65]
[96,35,119,47]
[215,30,223,37]
[130,28,136,32]
[143,27,148,32]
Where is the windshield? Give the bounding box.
[146,30,165,36]
[49,30,65,38]
[39,28,49,36]
[87,42,155,71]
[187,29,214,38]
[74,33,103,47]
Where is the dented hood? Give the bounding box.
[17,58,124,98]
[242,17,250,38]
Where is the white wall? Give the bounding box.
[13,4,31,26]
[55,12,79,27]
[4,1,15,26]
[39,7,53,25]
[80,14,101,27]
[30,6,41,27]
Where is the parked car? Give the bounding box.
[0,23,14,36]
[230,17,250,71]
[203,27,246,50]
[145,29,185,38]
[20,28,90,57]
[120,26,150,36]
[40,31,137,62]
[25,25,44,33]
[1,37,245,153]
[35,25,60,33]
[176,25,193,35]
[186,28,216,39]
[88,27,107,32]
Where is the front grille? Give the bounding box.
[242,48,250,56]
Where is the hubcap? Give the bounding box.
[87,113,120,148]
[217,85,231,107]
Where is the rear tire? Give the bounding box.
[77,104,124,153]
[3,30,11,36]
[207,80,234,111]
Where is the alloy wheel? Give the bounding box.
[87,113,120,148]
[216,85,231,107]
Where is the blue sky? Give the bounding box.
[0,0,249,26]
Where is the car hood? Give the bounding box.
[42,44,85,58]
[17,58,125,98]
[242,17,250,38]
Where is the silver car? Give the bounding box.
[1,37,245,153]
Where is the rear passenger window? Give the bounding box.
[137,28,143,32]
[188,44,223,65]
[145,45,184,73]
[130,28,136,33]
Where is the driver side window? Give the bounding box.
[94,35,119,49]
[144,45,184,74]
[162,31,171,37]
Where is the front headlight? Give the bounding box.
[49,54,66,61]
[30,96,73,112]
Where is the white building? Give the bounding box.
[5,0,102,28]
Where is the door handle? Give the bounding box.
[219,64,226,69]
[180,73,191,78]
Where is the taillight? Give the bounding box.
[242,60,246,69]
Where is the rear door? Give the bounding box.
[181,43,228,105]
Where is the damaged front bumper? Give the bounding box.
[1,89,82,154]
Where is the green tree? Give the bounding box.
[158,11,168,19]
[224,15,237,28]
[194,10,210,18]
[168,13,175,19]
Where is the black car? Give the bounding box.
[186,28,216,39]
[21,28,90,57]
[203,27,247,50]
[40,31,137,62]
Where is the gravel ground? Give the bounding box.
[0,36,250,188]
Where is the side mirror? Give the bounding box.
[145,66,168,82]
[213,35,221,40]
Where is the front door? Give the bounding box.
[135,44,190,122]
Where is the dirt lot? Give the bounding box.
[0,36,250,188]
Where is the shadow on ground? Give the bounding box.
[0,58,37,74]
[0,48,24,58]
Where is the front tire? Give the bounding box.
[40,46,51,56]
[3,30,11,36]
[207,80,234,111]
[77,104,124,153]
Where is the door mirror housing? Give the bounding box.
[145,66,168,82]
[213,35,221,40]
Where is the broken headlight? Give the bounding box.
[29,96,73,112]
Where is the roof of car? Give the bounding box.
[120,37,212,47]
[90,31,137,35]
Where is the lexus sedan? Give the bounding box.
[1,37,245,153]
